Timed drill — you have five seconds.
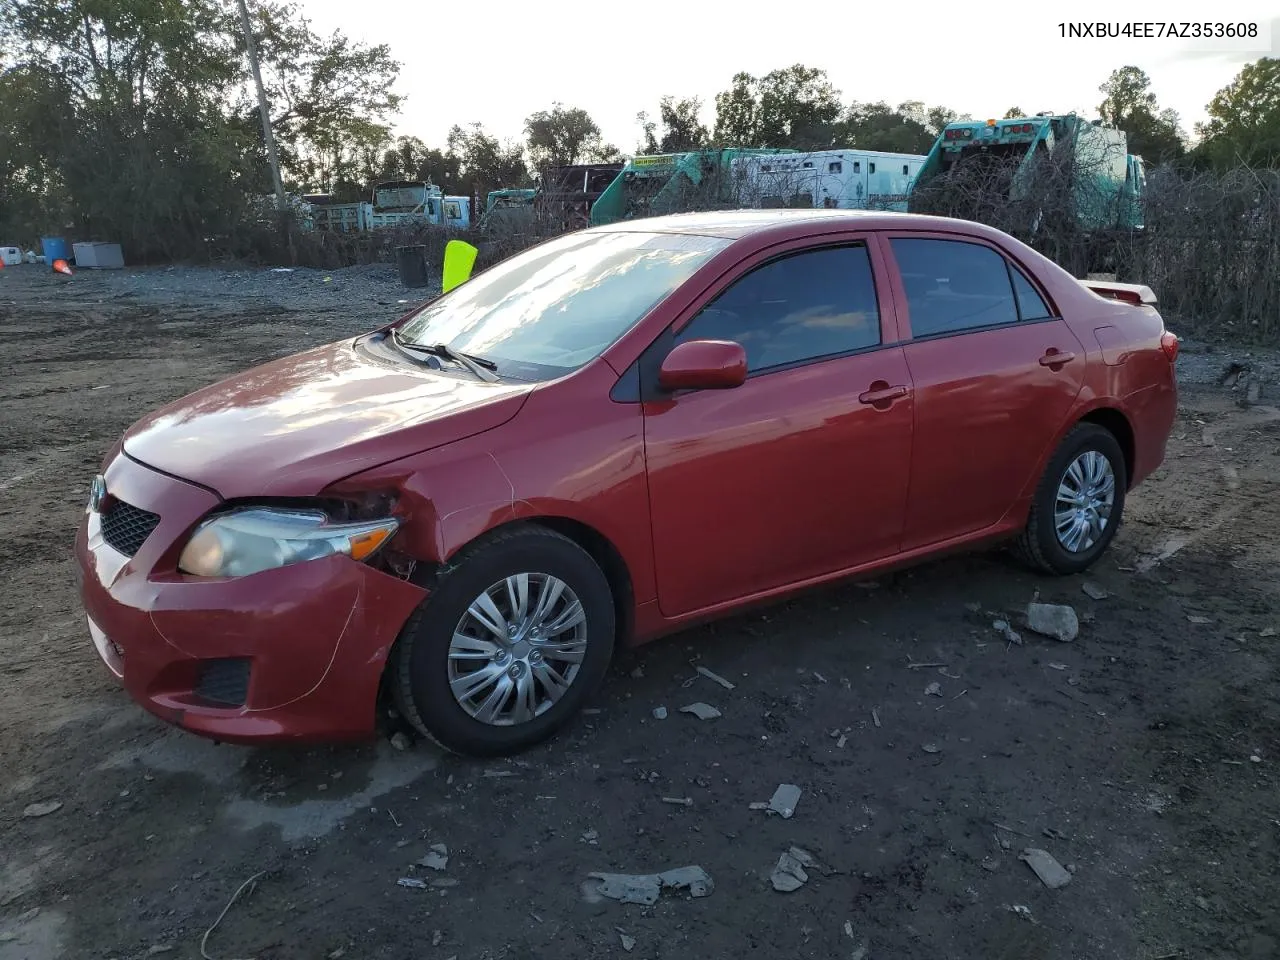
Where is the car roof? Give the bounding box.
[589,208,994,241]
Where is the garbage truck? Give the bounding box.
[589,149,792,226]
[481,163,623,232]
[589,147,929,225]
[908,114,1146,230]
[907,113,1147,273]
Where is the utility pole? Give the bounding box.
[236,0,287,211]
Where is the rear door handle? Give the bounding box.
[858,384,909,405]
[1039,350,1077,367]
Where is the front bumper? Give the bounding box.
[74,452,426,744]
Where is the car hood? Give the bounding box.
[122,337,533,499]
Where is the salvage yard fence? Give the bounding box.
[239,159,1280,344]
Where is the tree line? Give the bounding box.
[0,0,1277,260]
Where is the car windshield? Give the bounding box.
[396,229,730,381]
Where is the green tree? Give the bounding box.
[375,136,463,190]
[926,105,961,134]
[712,72,760,145]
[713,65,842,149]
[836,101,957,154]
[448,122,529,198]
[0,0,254,257]
[1004,106,1026,119]
[0,65,69,240]
[235,1,403,192]
[1195,57,1280,168]
[1098,65,1186,163]
[524,103,618,169]
[637,96,709,154]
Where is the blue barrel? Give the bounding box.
[41,236,68,263]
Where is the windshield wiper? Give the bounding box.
[389,328,499,383]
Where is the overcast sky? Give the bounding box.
[294,0,1278,152]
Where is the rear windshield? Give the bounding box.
[398,230,730,381]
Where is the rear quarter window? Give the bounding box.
[1009,265,1055,320]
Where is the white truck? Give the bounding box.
[728,149,926,212]
[310,181,471,233]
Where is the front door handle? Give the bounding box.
[1039,349,1077,367]
[858,383,909,406]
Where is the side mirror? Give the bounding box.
[658,339,747,392]
[442,239,478,293]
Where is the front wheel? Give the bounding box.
[1014,423,1128,575]
[392,526,615,756]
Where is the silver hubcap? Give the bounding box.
[1054,450,1116,553]
[447,573,587,726]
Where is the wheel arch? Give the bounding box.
[1011,406,1133,576]
[510,516,636,645]
[377,514,636,743]
[433,516,636,646]
[1076,405,1136,489]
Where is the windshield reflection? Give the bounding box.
[399,231,729,381]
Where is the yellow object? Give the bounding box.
[442,240,478,293]
[348,525,396,561]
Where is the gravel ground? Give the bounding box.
[1,261,1278,960]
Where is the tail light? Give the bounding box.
[1160,331,1179,362]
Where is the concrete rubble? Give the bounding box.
[993,620,1023,645]
[418,843,449,871]
[1020,848,1073,889]
[585,865,714,905]
[767,784,802,818]
[680,702,722,720]
[695,665,736,690]
[1025,603,1080,642]
[770,846,817,892]
[21,800,62,818]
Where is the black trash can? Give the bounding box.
[395,244,428,288]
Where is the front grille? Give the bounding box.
[100,500,161,557]
[195,658,251,707]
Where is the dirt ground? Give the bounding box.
[1,261,1278,960]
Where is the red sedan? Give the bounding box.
[75,210,1178,755]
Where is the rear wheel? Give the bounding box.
[1015,423,1127,575]
[392,526,615,756]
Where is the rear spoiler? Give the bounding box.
[1081,279,1158,306]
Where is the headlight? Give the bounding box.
[178,507,400,578]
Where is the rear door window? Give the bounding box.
[890,238,1019,337]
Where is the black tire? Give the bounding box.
[392,525,615,757]
[1014,423,1128,576]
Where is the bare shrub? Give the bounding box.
[906,132,1140,278]
[1120,167,1280,341]
[218,210,550,276]
[904,136,1280,339]
[222,151,1278,343]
